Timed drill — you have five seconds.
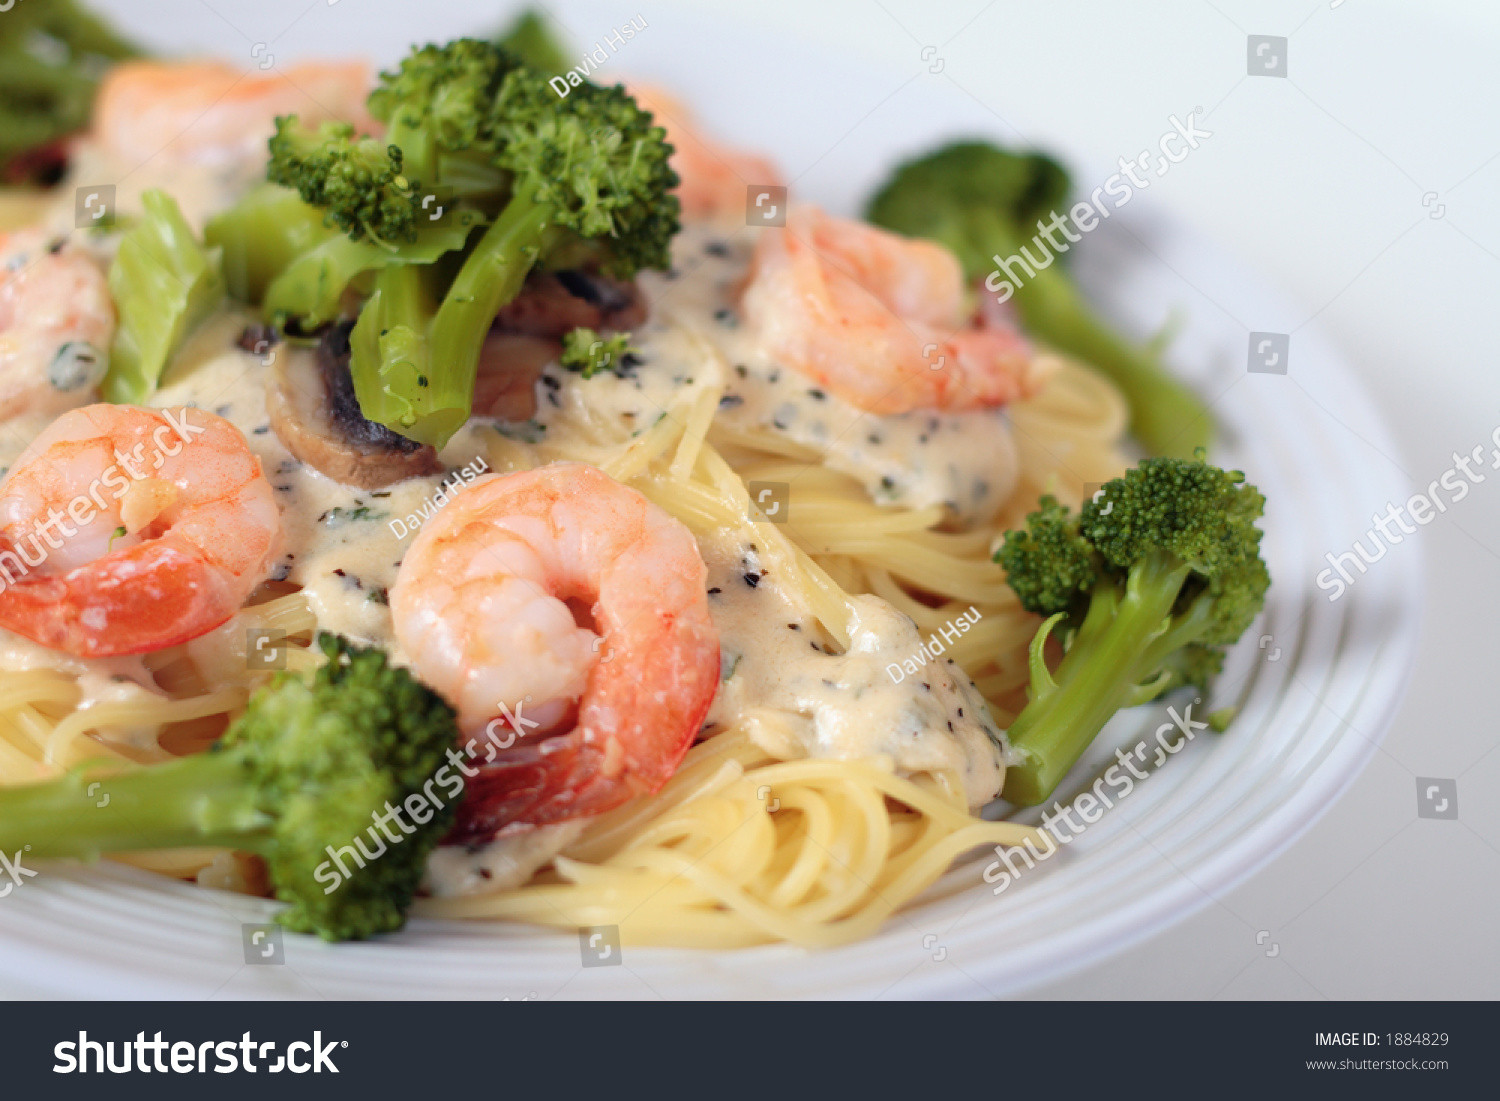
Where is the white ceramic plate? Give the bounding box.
[0,1,1420,999]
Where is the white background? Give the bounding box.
[44,0,1500,998]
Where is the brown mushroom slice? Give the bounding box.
[473,332,560,422]
[267,322,442,489]
[493,268,646,338]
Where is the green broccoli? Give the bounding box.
[210,37,678,448]
[205,182,483,330]
[103,189,225,403]
[206,183,337,304]
[866,141,1213,459]
[346,43,679,447]
[267,117,418,245]
[365,37,520,202]
[495,9,571,75]
[560,326,634,378]
[0,0,142,182]
[0,635,461,941]
[995,456,1270,804]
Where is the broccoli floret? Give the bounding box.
[268,117,419,244]
[367,37,519,197]
[495,9,571,75]
[560,326,634,378]
[0,635,461,941]
[866,141,1213,459]
[103,189,225,403]
[995,456,1270,804]
[994,496,1096,615]
[348,48,679,447]
[207,37,679,448]
[0,0,142,183]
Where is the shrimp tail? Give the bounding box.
[0,536,235,658]
[451,615,719,840]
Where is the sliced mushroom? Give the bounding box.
[493,267,646,338]
[267,322,442,489]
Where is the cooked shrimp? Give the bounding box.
[391,462,719,837]
[0,405,282,658]
[741,206,1053,414]
[91,58,372,165]
[0,228,114,424]
[629,84,783,221]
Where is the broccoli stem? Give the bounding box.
[1014,270,1212,460]
[0,0,142,175]
[349,189,553,448]
[347,262,445,441]
[1003,551,1193,805]
[429,188,553,373]
[103,190,226,404]
[34,0,144,61]
[382,115,438,190]
[264,211,481,328]
[206,184,338,303]
[0,752,269,859]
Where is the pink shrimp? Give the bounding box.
[0,405,282,657]
[740,206,1053,414]
[390,462,719,838]
[629,83,783,222]
[91,58,373,165]
[0,227,115,424]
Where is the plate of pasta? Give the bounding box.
[0,3,1418,998]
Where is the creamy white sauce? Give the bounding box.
[699,534,1007,808]
[423,820,587,897]
[62,137,265,237]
